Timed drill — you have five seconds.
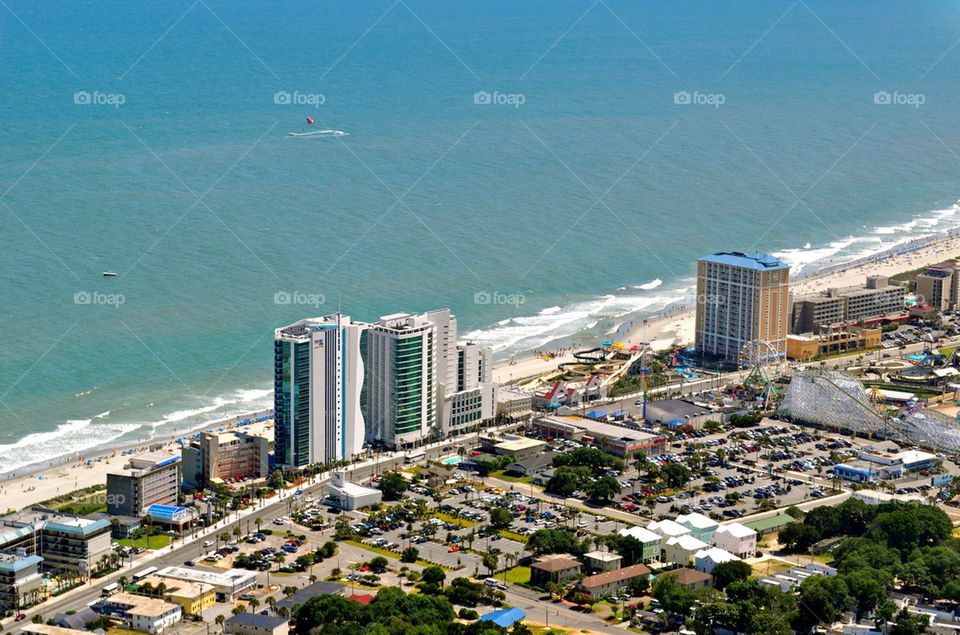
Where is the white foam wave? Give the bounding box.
[634,279,663,290]
[0,419,139,475]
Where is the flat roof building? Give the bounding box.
[324,472,382,510]
[533,416,666,457]
[182,430,269,489]
[0,551,43,613]
[107,451,181,518]
[99,592,182,634]
[155,566,257,601]
[0,509,112,579]
[583,551,622,573]
[696,252,790,363]
[225,612,290,635]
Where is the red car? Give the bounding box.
[15,614,26,622]
[448,546,460,552]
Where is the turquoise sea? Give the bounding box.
[3,1,960,473]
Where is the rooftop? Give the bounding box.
[666,534,709,551]
[0,552,43,572]
[717,522,756,539]
[531,555,581,572]
[539,416,660,443]
[275,581,344,610]
[666,567,711,586]
[479,607,527,629]
[584,551,621,562]
[695,547,739,564]
[619,526,662,543]
[494,437,546,452]
[744,513,793,533]
[699,251,789,272]
[111,592,180,617]
[676,512,719,530]
[580,563,651,589]
[156,565,257,588]
[648,519,692,538]
[226,613,288,630]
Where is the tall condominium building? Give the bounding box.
[106,452,182,518]
[0,509,113,582]
[440,342,497,436]
[363,313,437,450]
[915,262,959,311]
[425,309,458,391]
[695,252,790,363]
[274,314,367,468]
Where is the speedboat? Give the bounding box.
[102,271,118,277]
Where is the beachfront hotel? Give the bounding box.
[362,312,439,450]
[181,429,270,488]
[106,451,182,518]
[695,252,790,363]
[273,314,367,468]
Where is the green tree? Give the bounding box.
[585,476,621,504]
[545,468,579,497]
[377,472,408,501]
[661,463,691,488]
[652,572,696,616]
[422,566,446,590]
[489,507,513,528]
[482,552,498,576]
[400,547,418,563]
[711,560,752,591]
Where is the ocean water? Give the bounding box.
[3,0,960,473]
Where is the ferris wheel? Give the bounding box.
[738,340,783,406]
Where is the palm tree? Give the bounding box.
[233,526,242,541]
[218,532,230,549]
[231,606,245,616]
[215,615,226,632]
[248,598,260,613]
[255,517,263,533]
[142,515,154,550]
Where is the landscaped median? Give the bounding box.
[344,539,456,571]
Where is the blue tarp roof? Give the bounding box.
[663,419,686,427]
[145,504,189,521]
[479,607,526,628]
[587,410,608,418]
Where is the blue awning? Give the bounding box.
[479,607,526,628]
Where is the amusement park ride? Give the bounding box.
[738,339,784,408]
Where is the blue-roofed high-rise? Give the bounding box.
[695,252,790,363]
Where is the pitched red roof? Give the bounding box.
[349,593,374,605]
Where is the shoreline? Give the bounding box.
[8,226,960,508]
[0,410,274,514]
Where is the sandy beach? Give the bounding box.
[0,415,274,516]
[8,230,960,512]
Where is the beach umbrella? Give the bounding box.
[602,340,612,346]
[614,342,624,349]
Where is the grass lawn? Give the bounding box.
[809,553,835,565]
[497,530,528,543]
[489,470,532,484]
[430,512,476,527]
[500,566,530,585]
[344,540,400,560]
[117,535,172,550]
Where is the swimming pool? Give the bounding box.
[441,456,462,465]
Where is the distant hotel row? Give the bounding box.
[273,309,498,468]
[695,252,947,363]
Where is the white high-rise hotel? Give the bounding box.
[274,308,496,468]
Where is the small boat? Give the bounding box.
[102,271,118,277]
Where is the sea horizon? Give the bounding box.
[4,0,960,474]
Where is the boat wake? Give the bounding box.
[288,130,348,137]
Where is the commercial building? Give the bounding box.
[644,400,714,429]
[695,252,790,363]
[0,510,113,579]
[139,575,216,616]
[497,389,533,421]
[21,626,90,635]
[324,472,382,510]
[225,613,290,635]
[618,526,663,562]
[786,326,882,361]
[364,313,438,449]
[532,416,666,457]
[0,552,43,613]
[483,436,546,460]
[155,566,257,602]
[529,555,582,587]
[583,551,622,573]
[743,513,793,536]
[181,430,269,488]
[676,512,719,544]
[274,314,368,468]
[714,523,757,558]
[664,535,709,566]
[916,262,958,310]
[440,382,497,437]
[503,451,558,478]
[576,563,650,599]
[832,460,880,483]
[106,451,181,518]
[790,275,905,333]
[694,547,740,574]
[98,592,182,634]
